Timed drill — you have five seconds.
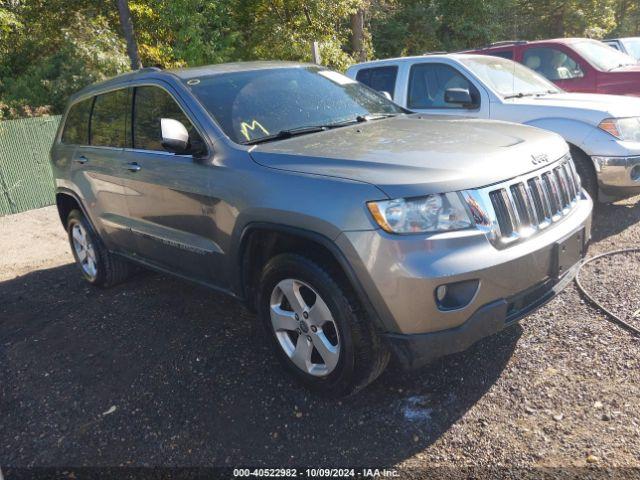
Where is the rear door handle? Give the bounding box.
[125,162,141,172]
[75,155,88,164]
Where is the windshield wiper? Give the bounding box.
[503,92,537,99]
[242,125,329,145]
[242,113,401,145]
[504,91,557,99]
[356,113,400,121]
[608,63,635,71]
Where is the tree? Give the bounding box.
[116,0,142,69]
[351,5,367,61]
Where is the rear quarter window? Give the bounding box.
[61,98,93,145]
[355,66,399,97]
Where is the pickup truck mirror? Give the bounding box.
[161,118,191,154]
[444,88,474,107]
[381,91,393,101]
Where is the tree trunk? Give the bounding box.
[350,8,366,62]
[116,0,142,70]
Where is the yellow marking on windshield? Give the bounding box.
[240,120,269,141]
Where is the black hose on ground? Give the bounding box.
[575,248,640,337]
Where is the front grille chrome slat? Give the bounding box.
[480,154,582,248]
[563,162,577,201]
[554,167,571,209]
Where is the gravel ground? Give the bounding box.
[1,199,640,473]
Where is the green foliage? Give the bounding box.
[128,0,241,67]
[0,12,128,117]
[1,0,640,117]
[0,7,22,52]
[230,0,362,70]
[514,0,617,39]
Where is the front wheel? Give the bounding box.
[258,253,389,396]
[571,147,598,202]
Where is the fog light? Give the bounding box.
[630,164,640,183]
[434,279,480,310]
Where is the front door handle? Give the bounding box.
[125,162,141,172]
[75,155,88,164]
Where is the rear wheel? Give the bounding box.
[258,253,390,396]
[66,210,132,287]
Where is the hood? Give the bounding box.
[507,92,640,124]
[249,115,568,198]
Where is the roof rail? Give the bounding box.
[422,51,448,55]
[487,40,528,48]
[138,66,163,72]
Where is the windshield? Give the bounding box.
[184,66,404,144]
[621,38,640,61]
[572,40,637,70]
[459,56,561,97]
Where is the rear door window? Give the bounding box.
[132,85,202,152]
[522,47,584,80]
[355,66,399,97]
[407,63,479,109]
[61,98,93,145]
[90,89,130,148]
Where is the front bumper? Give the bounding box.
[383,261,578,369]
[592,155,640,195]
[336,193,592,366]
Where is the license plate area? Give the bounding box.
[552,228,585,279]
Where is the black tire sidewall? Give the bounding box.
[571,148,598,202]
[66,210,104,285]
[258,254,359,395]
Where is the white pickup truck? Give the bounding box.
[346,54,640,201]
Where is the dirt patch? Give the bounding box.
[0,206,71,281]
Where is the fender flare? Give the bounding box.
[234,222,391,332]
[54,188,97,230]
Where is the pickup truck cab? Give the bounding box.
[51,62,592,395]
[347,54,640,201]
[467,39,640,97]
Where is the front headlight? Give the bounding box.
[367,193,473,234]
[598,117,640,142]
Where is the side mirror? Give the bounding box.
[444,88,474,107]
[161,118,190,154]
[381,91,393,101]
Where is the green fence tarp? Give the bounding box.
[0,115,61,216]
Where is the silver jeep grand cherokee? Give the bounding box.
[50,62,593,395]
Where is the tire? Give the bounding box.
[570,146,598,202]
[258,253,390,396]
[66,209,132,287]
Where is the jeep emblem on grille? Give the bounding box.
[531,153,550,165]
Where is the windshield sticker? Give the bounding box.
[240,120,269,141]
[318,70,357,86]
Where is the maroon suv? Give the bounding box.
[469,38,640,96]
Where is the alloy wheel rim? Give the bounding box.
[269,278,341,377]
[71,223,97,279]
